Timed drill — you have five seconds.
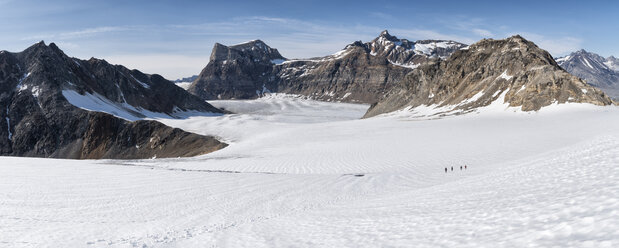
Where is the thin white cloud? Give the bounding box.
[103,54,210,80]
[507,32,582,56]
[165,16,382,58]
[22,26,129,41]
[472,28,493,37]
[19,15,583,79]
[369,12,394,20]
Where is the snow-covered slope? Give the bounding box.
[61,89,221,121]
[556,50,619,99]
[1,95,618,247]
[174,82,192,90]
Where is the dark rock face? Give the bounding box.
[556,50,619,99]
[364,36,615,118]
[75,112,226,159]
[188,40,286,100]
[0,42,227,159]
[188,31,466,103]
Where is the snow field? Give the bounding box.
[1,94,619,247]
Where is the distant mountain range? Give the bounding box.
[556,50,619,99]
[185,31,614,118]
[187,30,466,103]
[172,75,197,90]
[173,75,198,83]
[0,42,226,159]
[1,32,616,160]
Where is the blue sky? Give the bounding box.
[1,0,617,79]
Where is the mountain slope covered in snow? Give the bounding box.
[1,95,618,246]
[556,50,619,99]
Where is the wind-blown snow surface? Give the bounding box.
[2,94,619,247]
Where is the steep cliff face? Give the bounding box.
[188,40,286,100]
[0,42,227,159]
[272,43,412,103]
[188,31,466,103]
[364,36,614,118]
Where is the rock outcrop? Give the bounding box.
[0,42,227,159]
[188,31,466,103]
[188,40,286,100]
[556,50,619,99]
[364,35,615,118]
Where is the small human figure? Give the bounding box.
[451,166,453,171]
[465,165,467,170]
[445,167,447,173]
[460,166,462,170]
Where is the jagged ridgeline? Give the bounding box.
[188,30,466,103]
[364,35,614,117]
[0,42,227,159]
[556,50,619,99]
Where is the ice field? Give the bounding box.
[1,94,619,247]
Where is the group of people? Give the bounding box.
[445,165,467,173]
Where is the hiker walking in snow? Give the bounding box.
[451,166,453,171]
[465,165,467,170]
[460,166,462,170]
[445,167,448,173]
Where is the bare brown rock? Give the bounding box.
[188,31,466,104]
[364,35,615,118]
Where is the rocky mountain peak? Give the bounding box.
[556,49,619,99]
[209,39,285,63]
[1,42,227,159]
[231,39,268,49]
[507,34,526,42]
[364,35,614,118]
[190,31,467,103]
[378,30,398,42]
[371,30,410,47]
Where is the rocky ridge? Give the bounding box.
[364,35,614,118]
[188,31,466,103]
[556,50,619,99]
[0,42,227,159]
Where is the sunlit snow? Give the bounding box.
[2,94,619,247]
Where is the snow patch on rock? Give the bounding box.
[497,70,514,80]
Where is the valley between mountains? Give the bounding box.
[1,30,618,247]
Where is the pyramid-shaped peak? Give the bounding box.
[574,49,589,54]
[506,34,528,43]
[24,40,48,51]
[378,30,398,41]
[20,40,68,59]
